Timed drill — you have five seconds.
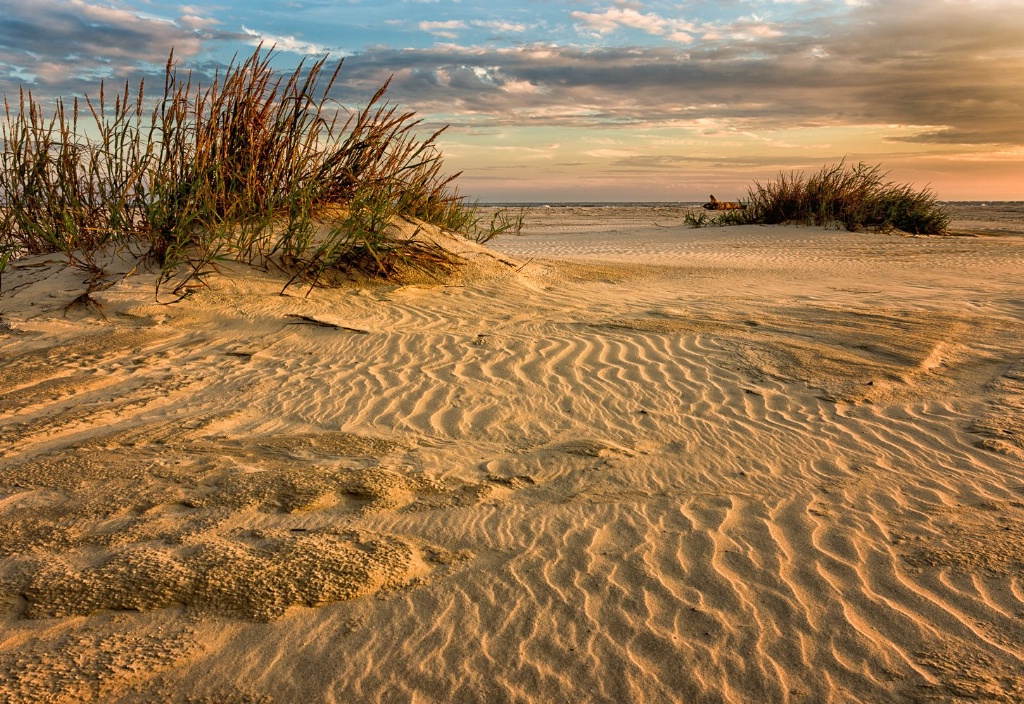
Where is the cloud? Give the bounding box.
[699,16,784,42]
[571,7,696,43]
[178,6,221,31]
[0,0,213,91]
[241,26,330,55]
[490,144,560,159]
[471,20,529,34]
[323,0,1023,148]
[418,20,468,38]
[499,79,539,94]
[584,148,641,159]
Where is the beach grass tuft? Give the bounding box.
[742,161,950,234]
[683,211,712,228]
[0,46,515,293]
[684,208,753,229]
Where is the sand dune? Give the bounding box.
[1,212,1023,702]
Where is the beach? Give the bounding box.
[1,206,1023,702]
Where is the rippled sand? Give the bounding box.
[1,212,1023,702]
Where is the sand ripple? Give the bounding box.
[2,217,1023,701]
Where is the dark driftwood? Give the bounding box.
[703,195,746,211]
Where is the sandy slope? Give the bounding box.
[1,214,1023,703]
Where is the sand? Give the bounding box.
[1,207,1023,703]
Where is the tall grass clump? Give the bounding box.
[0,46,509,292]
[744,161,950,234]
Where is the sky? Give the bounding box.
[1,0,1022,201]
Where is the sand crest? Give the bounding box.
[2,212,1023,702]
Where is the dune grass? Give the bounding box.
[0,47,517,294]
[742,161,950,234]
[684,209,750,228]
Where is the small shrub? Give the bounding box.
[685,208,751,228]
[743,160,949,234]
[684,211,711,228]
[0,245,11,292]
[468,207,526,244]
[712,209,751,226]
